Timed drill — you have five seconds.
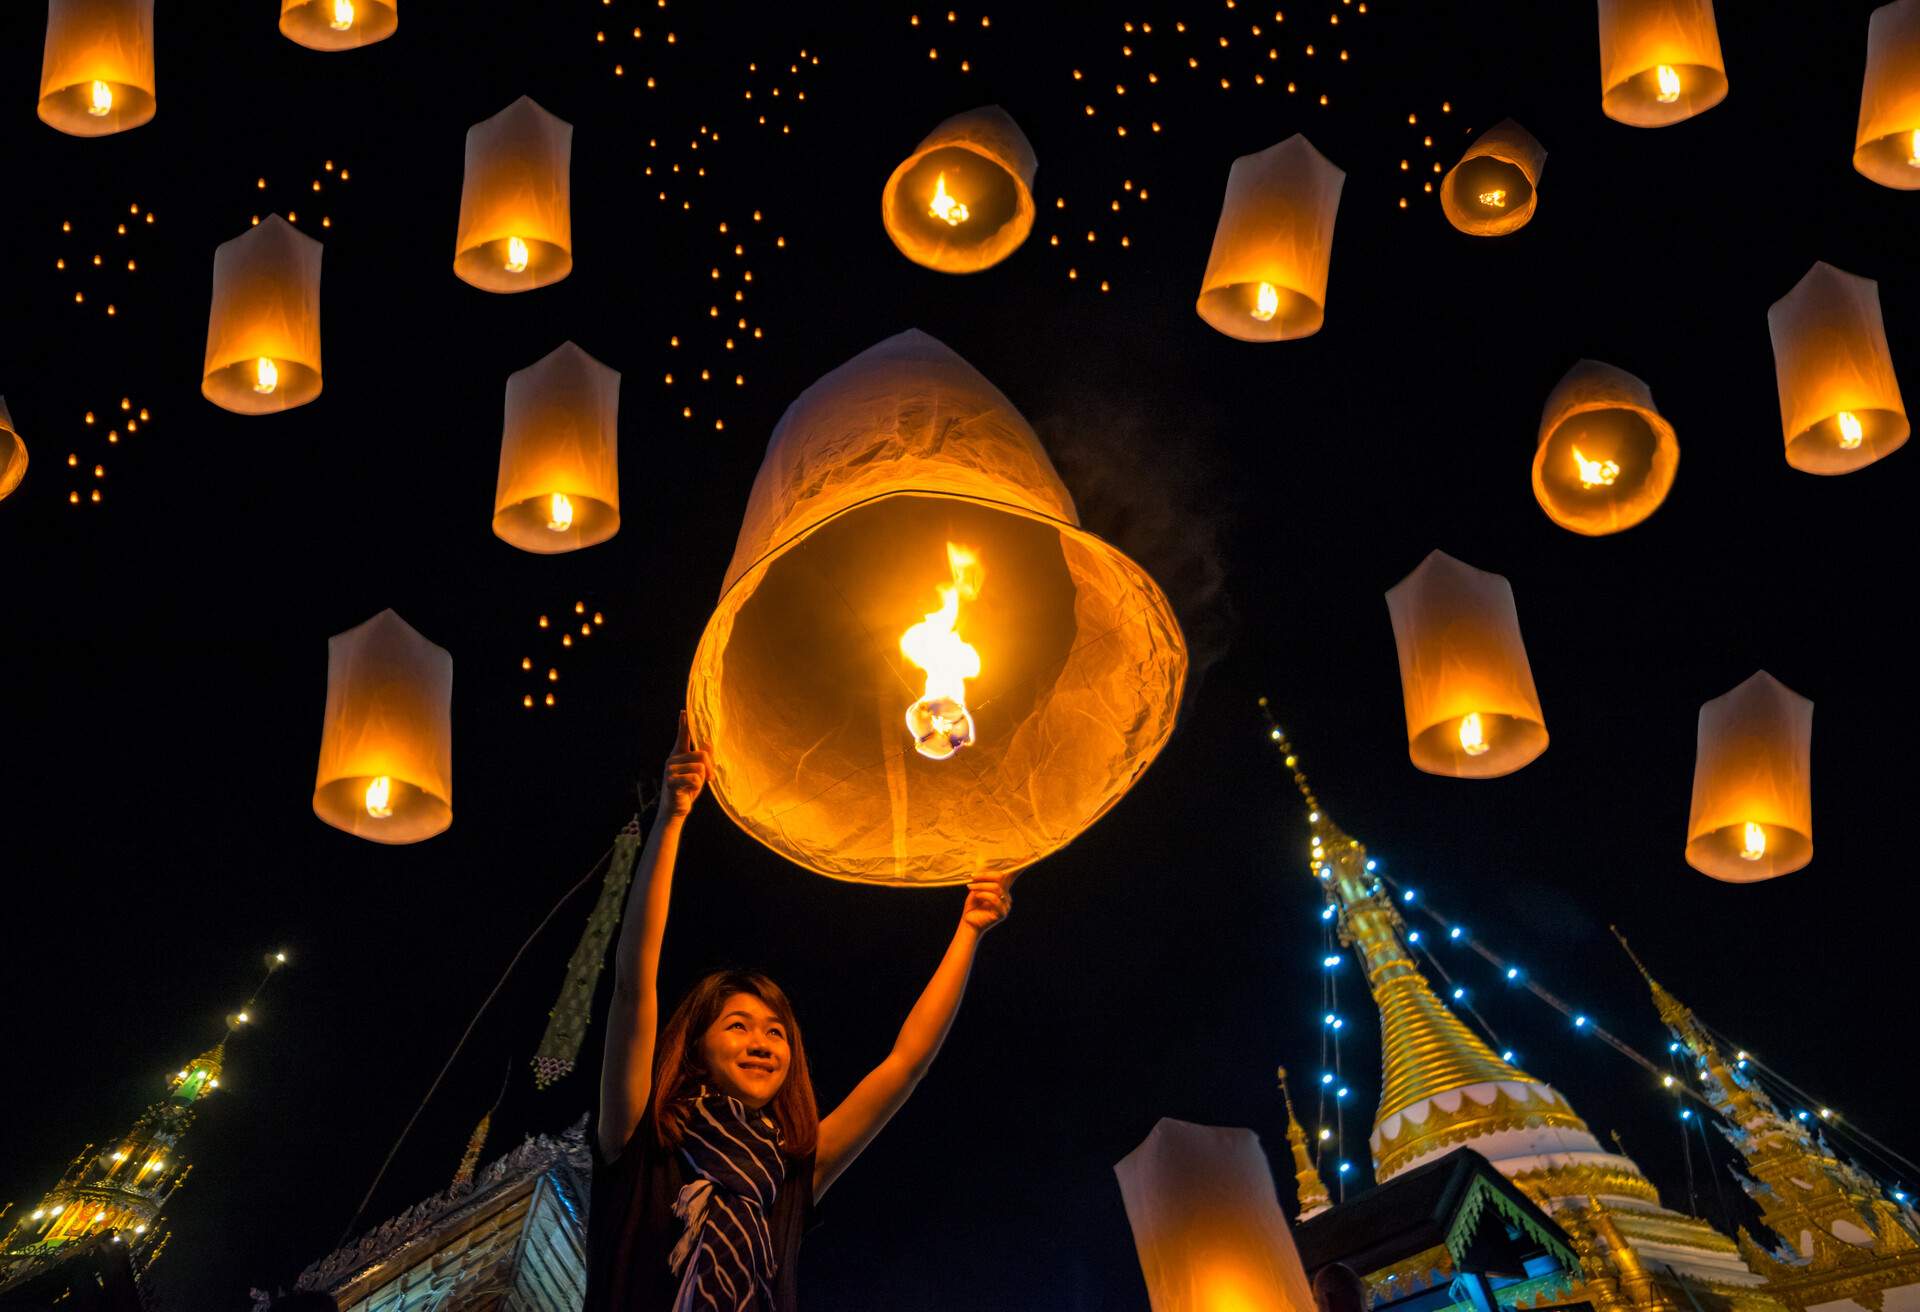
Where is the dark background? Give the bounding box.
[1,2,1914,1308]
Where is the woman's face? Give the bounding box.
[696,991,791,1108]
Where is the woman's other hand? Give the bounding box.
[662,711,714,819]
[961,873,1014,935]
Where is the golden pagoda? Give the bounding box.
[1280,1066,1335,1222]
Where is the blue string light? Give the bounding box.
[1501,1050,1516,1062]
[1574,1014,1589,1028]
[1321,905,1335,921]
[1449,926,1463,940]
[1506,967,1520,981]
[1337,1086,1350,1099]
[1407,930,1421,943]
[1323,954,1342,969]
[1338,1161,1352,1174]
[1402,889,1416,903]
[1322,1072,1334,1085]
[1452,987,1466,1001]
[1365,859,1377,872]
[1681,1109,1693,1121]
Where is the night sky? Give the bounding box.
[3,2,1917,1309]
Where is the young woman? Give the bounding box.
[586,714,1013,1311]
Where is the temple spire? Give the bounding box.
[1277,1067,1332,1220]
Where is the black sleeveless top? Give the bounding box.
[585,1110,816,1311]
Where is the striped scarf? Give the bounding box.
[667,1087,787,1311]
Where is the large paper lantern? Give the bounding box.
[1114,1119,1316,1312]
[1597,0,1728,127]
[1767,262,1909,475]
[1440,119,1546,237]
[687,330,1186,886]
[492,342,621,554]
[0,398,25,503]
[202,217,324,416]
[280,0,397,50]
[1686,672,1812,882]
[1385,550,1547,779]
[1856,0,1920,188]
[881,105,1036,275]
[455,97,573,293]
[38,0,155,137]
[314,609,452,844]
[1196,135,1346,342]
[1533,360,1679,535]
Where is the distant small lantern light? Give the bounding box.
[1440,119,1545,237]
[1855,0,1920,188]
[201,216,324,415]
[38,0,156,137]
[881,105,1037,273]
[1597,0,1728,127]
[280,0,397,51]
[492,342,622,554]
[1196,134,1346,341]
[1386,550,1548,779]
[1686,672,1813,882]
[313,609,453,844]
[1767,262,1908,474]
[0,397,27,503]
[455,96,574,293]
[1533,360,1680,535]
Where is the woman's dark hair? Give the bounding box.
[650,970,819,1156]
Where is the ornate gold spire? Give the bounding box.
[1277,1066,1332,1219]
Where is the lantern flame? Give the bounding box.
[1572,445,1620,489]
[88,80,113,116]
[1836,411,1863,450]
[546,492,575,531]
[929,172,970,226]
[253,357,279,394]
[901,542,983,761]
[1251,281,1280,322]
[1908,129,1920,167]
[1458,712,1491,757]
[364,775,394,819]
[1478,188,1508,208]
[1740,820,1766,862]
[330,0,355,29]
[505,235,530,273]
[1655,64,1681,103]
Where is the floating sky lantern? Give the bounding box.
[1597,0,1729,127]
[1533,360,1679,535]
[279,0,397,50]
[1386,550,1547,779]
[201,216,323,415]
[1196,135,1346,342]
[1686,672,1812,882]
[1856,0,1920,188]
[686,330,1186,886]
[38,0,156,137]
[0,398,25,503]
[455,97,573,293]
[881,105,1037,274]
[1768,262,1908,475]
[313,609,452,844]
[1114,1118,1317,1312]
[492,342,621,554]
[1440,120,1546,237]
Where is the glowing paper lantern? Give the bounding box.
[314,609,452,845]
[280,0,397,51]
[1440,120,1546,237]
[1114,1119,1316,1312]
[38,0,155,137]
[492,342,621,554]
[1856,0,1920,188]
[201,217,323,416]
[454,97,573,293]
[1196,135,1346,342]
[0,398,26,503]
[1533,360,1679,535]
[1385,550,1547,779]
[1597,0,1728,127]
[687,329,1186,886]
[1686,672,1812,882]
[881,105,1037,275]
[1767,262,1909,475]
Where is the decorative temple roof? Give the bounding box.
[1281,1066,1334,1220]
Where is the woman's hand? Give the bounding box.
[661,711,714,819]
[960,873,1014,936]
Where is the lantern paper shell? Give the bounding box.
[1597,0,1729,127]
[686,329,1186,886]
[1385,550,1547,779]
[455,96,574,293]
[202,216,323,415]
[1533,360,1680,535]
[881,105,1037,274]
[1686,672,1812,882]
[1856,0,1920,188]
[1440,120,1546,237]
[1196,135,1346,342]
[0,398,25,503]
[280,0,397,51]
[38,0,155,137]
[1114,1119,1316,1312]
[313,609,453,845]
[1767,262,1909,475]
[492,342,621,553]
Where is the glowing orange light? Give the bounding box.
[900,542,983,760]
[1740,820,1766,861]
[1572,445,1620,488]
[1458,712,1490,756]
[364,775,393,818]
[1656,64,1681,103]
[505,235,530,273]
[929,172,970,226]
[1251,281,1280,321]
[88,81,113,117]
[1836,411,1863,450]
[253,358,279,394]
[546,492,575,531]
[330,0,355,29]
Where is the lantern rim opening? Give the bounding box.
[313,773,450,845]
[1409,712,1548,779]
[1686,821,1812,883]
[493,492,620,553]
[279,0,399,49]
[1785,407,1909,474]
[1440,156,1536,237]
[202,358,323,415]
[1602,62,1728,127]
[0,412,25,503]
[1195,280,1324,342]
[882,142,1036,274]
[455,235,572,294]
[1533,401,1678,535]
[38,81,156,137]
[1854,129,1920,189]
